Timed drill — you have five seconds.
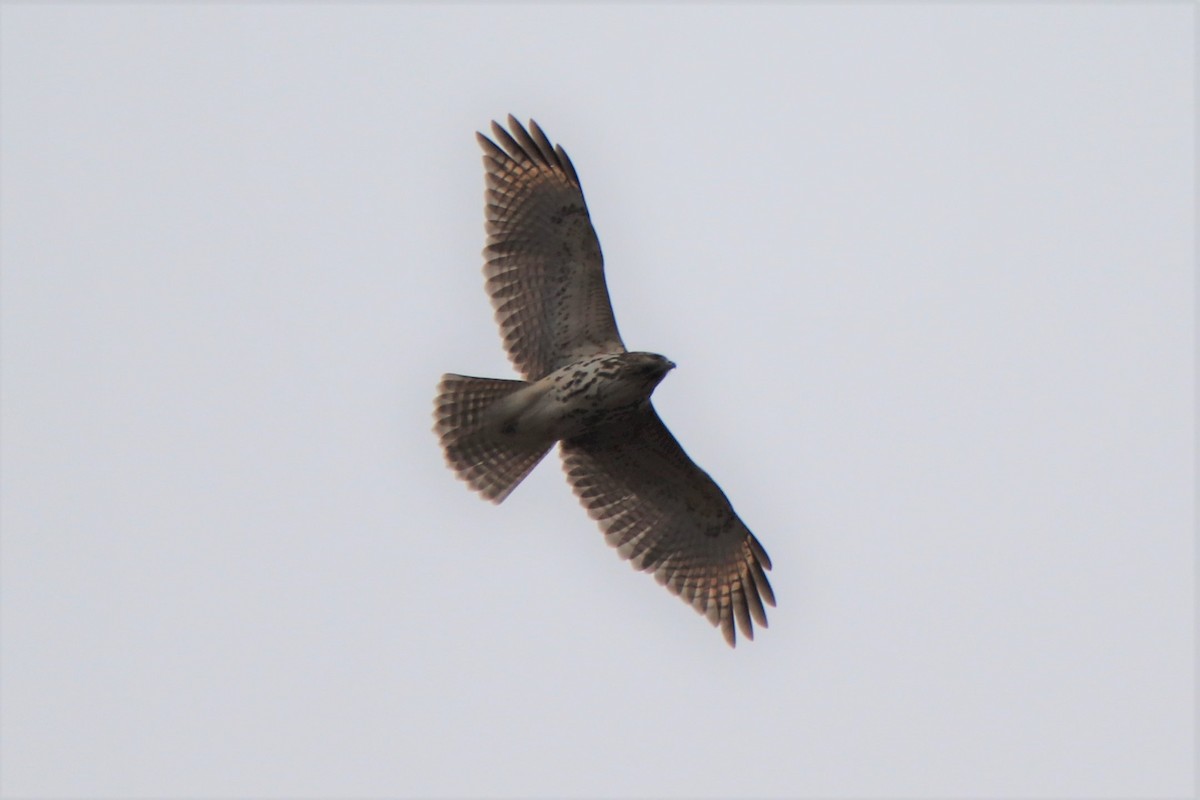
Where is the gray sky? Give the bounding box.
[0,4,1193,798]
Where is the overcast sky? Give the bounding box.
[0,4,1193,798]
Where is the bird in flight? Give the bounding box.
[434,116,774,646]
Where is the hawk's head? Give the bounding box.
[624,352,676,388]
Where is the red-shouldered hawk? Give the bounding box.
[434,116,774,646]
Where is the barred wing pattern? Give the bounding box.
[478,116,626,381]
[560,406,775,646]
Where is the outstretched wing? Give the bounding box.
[560,405,775,647]
[477,116,626,381]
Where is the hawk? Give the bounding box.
[434,116,774,646]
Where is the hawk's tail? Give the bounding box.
[434,374,554,504]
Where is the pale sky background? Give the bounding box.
[0,4,1194,799]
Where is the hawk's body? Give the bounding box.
[435,116,774,646]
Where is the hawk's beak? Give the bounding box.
[666,360,677,371]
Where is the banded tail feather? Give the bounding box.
[433,374,554,503]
